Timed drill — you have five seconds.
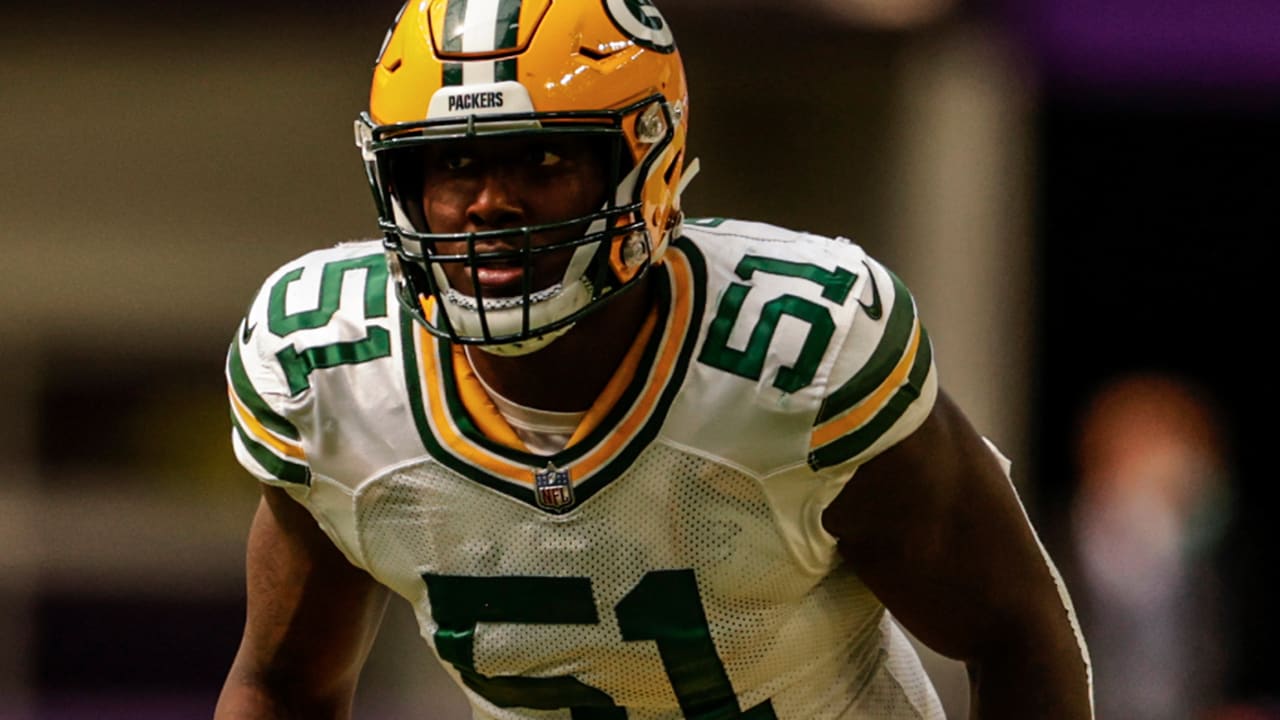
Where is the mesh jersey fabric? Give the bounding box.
[226,218,943,719]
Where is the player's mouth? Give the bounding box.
[447,235,575,298]
[467,246,569,297]
[472,264,527,296]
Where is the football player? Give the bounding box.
[216,0,1094,718]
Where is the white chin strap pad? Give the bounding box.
[441,275,594,354]
[473,324,576,357]
[425,211,611,353]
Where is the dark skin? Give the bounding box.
[216,135,1092,719]
[216,486,389,719]
[421,135,652,411]
[823,391,1093,717]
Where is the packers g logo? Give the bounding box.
[604,0,676,54]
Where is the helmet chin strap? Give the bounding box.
[386,200,591,354]
[433,234,600,357]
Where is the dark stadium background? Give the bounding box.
[3,0,1276,717]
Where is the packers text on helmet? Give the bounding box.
[355,0,693,355]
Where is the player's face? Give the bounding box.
[420,135,610,299]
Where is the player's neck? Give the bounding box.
[464,276,656,413]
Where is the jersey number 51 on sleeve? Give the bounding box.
[698,256,856,393]
[266,254,393,395]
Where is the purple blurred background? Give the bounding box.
[1007,0,1280,94]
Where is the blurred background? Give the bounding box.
[2,0,1277,717]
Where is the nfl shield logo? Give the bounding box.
[534,462,575,511]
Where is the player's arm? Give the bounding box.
[215,485,390,720]
[822,389,1093,719]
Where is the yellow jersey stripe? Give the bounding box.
[412,250,694,488]
[228,387,306,460]
[417,321,531,479]
[809,316,922,449]
[566,307,659,449]
[450,348,530,452]
[571,251,694,475]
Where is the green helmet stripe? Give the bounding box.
[495,59,517,82]
[495,0,522,50]
[443,63,464,86]
[443,0,468,53]
[440,0,521,86]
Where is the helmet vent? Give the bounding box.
[385,57,403,73]
[664,150,684,184]
[578,44,623,61]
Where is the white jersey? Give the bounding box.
[227,218,943,719]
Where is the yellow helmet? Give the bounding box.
[356,0,693,354]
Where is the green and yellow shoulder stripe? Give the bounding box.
[224,240,391,487]
[808,255,937,472]
[227,331,310,486]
